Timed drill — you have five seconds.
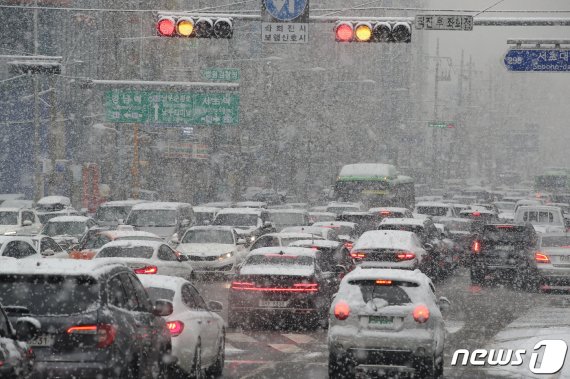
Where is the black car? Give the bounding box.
[0,259,174,379]
[0,302,36,378]
[470,223,538,288]
[228,247,343,329]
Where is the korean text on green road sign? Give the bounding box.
[201,68,240,82]
[105,90,240,125]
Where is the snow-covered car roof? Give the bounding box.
[517,205,563,212]
[308,211,336,217]
[248,246,318,258]
[216,207,262,215]
[193,206,221,213]
[343,266,430,285]
[353,230,419,251]
[0,236,36,244]
[0,259,125,277]
[138,274,187,293]
[368,207,410,214]
[0,201,34,209]
[98,200,146,207]
[0,207,24,213]
[338,163,397,178]
[186,225,236,232]
[267,208,308,214]
[46,216,92,223]
[234,201,267,208]
[288,239,341,249]
[99,230,162,239]
[460,209,495,215]
[415,202,453,208]
[260,232,325,240]
[37,196,71,205]
[280,226,333,236]
[379,218,426,226]
[312,221,357,228]
[198,202,233,208]
[131,202,191,210]
[97,240,163,250]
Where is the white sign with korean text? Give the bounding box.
[262,22,308,44]
[415,15,473,31]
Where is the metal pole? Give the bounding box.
[33,74,41,202]
[131,124,140,199]
[48,75,57,195]
[432,38,440,184]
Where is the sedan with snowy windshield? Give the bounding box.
[328,268,449,378]
[94,240,194,279]
[0,208,41,236]
[350,230,428,271]
[176,226,246,273]
[229,247,338,328]
[138,275,226,378]
[41,215,98,250]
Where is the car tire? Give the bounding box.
[417,356,437,378]
[328,350,354,379]
[205,331,225,378]
[191,341,205,379]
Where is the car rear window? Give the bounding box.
[482,226,535,245]
[246,254,314,266]
[350,280,415,305]
[145,287,175,302]
[541,236,570,248]
[416,206,448,216]
[0,275,99,315]
[97,246,154,259]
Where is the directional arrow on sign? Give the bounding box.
[273,0,295,14]
[153,103,159,122]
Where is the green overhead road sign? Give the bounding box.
[105,90,240,126]
[428,121,456,129]
[201,68,240,82]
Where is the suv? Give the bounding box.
[0,207,42,236]
[470,223,538,288]
[126,202,194,240]
[513,205,566,233]
[212,208,274,244]
[0,260,174,378]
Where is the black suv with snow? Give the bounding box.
[0,260,174,379]
[470,223,538,288]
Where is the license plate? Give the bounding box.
[369,316,393,325]
[259,300,288,308]
[559,255,570,262]
[30,334,55,347]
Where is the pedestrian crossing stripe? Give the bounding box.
[282,333,316,344]
[267,343,304,353]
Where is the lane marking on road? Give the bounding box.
[282,333,316,344]
[268,343,304,353]
[225,343,245,356]
[227,332,258,343]
[445,320,465,335]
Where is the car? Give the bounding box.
[234,201,267,209]
[0,199,34,209]
[35,196,79,224]
[288,239,355,273]
[0,207,42,236]
[68,230,163,260]
[413,202,456,221]
[138,275,226,378]
[126,201,195,241]
[94,240,194,280]
[0,259,174,378]
[350,230,429,271]
[336,212,379,235]
[513,205,566,233]
[458,208,498,223]
[494,201,516,221]
[94,200,146,227]
[268,209,310,231]
[193,206,221,226]
[368,207,414,220]
[470,223,538,288]
[308,211,337,224]
[248,232,325,251]
[312,221,359,242]
[326,202,364,215]
[176,226,246,274]
[328,267,448,378]
[280,226,339,241]
[212,207,274,244]
[0,236,41,259]
[228,247,341,328]
[41,215,98,250]
[534,233,570,291]
[26,234,68,258]
[0,302,36,378]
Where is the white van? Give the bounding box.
[514,206,566,233]
[125,202,194,240]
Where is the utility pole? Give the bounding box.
[432,38,440,184]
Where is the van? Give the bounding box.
[514,206,566,233]
[126,202,194,240]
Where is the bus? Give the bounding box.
[534,168,570,194]
[333,163,415,209]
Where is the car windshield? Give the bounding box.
[269,212,307,226]
[0,211,18,225]
[416,206,448,216]
[182,229,234,244]
[43,221,86,237]
[350,280,414,305]
[245,254,313,266]
[126,210,177,227]
[97,246,154,259]
[95,206,131,222]
[145,287,175,302]
[213,213,258,227]
[0,275,99,315]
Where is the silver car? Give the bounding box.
[328,267,449,378]
[536,233,570,291]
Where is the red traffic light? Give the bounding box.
[157,17,176,37]
[335,22,354,42]
[157,16,233,39]
[335,21,412,43]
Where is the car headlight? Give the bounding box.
[4,231,16,236]
[219,252,233,260]
[248,236,256,243]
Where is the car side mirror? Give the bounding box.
[22,220,33,227]
[208,301,223,313]
[177,253,189,262]
[438,296,451,313]
[237,238,246,245]
[170,235,180,245]
[424,243,434,252]
[152,299,174,317]
[180,219,191,228]
[41,249,55,257]
[15,317,40,342]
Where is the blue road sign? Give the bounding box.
[264,0,308,21]
[504,48,570,72]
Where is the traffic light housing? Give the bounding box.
[335,21,412,43]
[157,16,233,38]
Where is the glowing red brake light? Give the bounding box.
[396,252,416,261]
[293,283,319,292]
[67,324,116,348]
[380,211,392,216]
[375,280,392,285]
[350,251,366,259]
[535,252,551,264]
[472,211,481,217]
[471,240,481,254]
[134,265,158,275]
[166,321,185,337]
[334,301,350,320]
[344,242,354,250]
[412,305,430,323]
[497,225,514,229]
[230,281,255,290]
[157,17,176,37]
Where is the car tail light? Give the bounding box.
[472,211,481,217]
[134,265,158,274]
[535,252,551,264]
[293,283,319,292]
[350,251,366,259]
[375,280,392,285]
[380,211,392,217]
[471,240,481,254]
[166,321,185,337]
[344,242,353,250]
[334,301,350,320]
[497,225,514,229]
[230,281,255,290]
[412,305,430,323]
[396,251,416,261]
[67,324,116,348]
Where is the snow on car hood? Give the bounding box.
[0,225,22,234]
[177,243,235,256]
[239,264,313,277]
[234,226,257,235]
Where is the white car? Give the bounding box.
[267,209,310,231]
[0,207,42,236]
[138,275,225,378]
[413,202,456,221]
[328,267,449,378]
[94,240,194,280]
[514,205,566,233]
[0,236,41,259]
[41,215,98,250]
[536,233,570,291]
[350,230,428,270]
[35,195,79,224]
[248,232,325,251]
[176,226,246,273]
